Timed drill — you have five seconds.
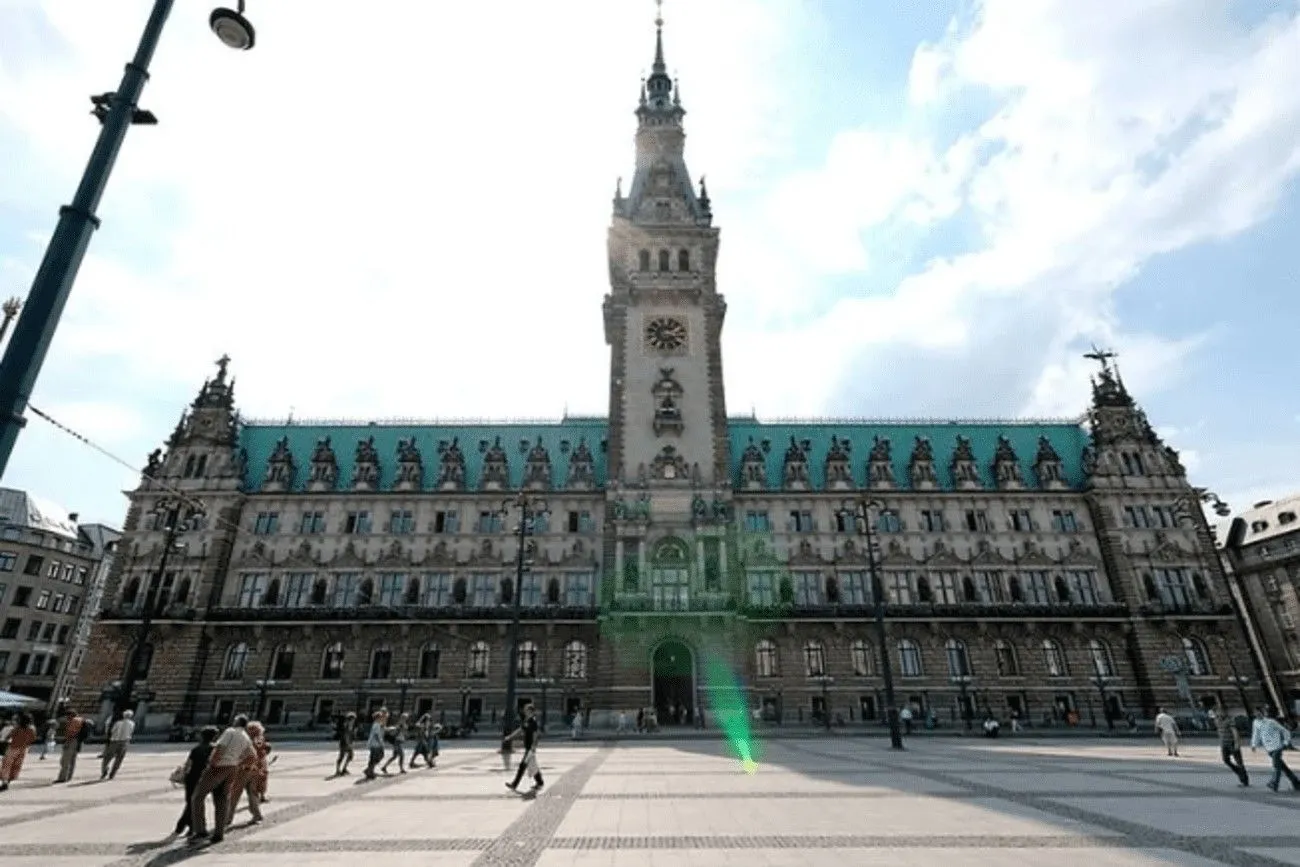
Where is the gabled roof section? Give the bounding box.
[0,487,82,539]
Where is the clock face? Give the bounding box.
[645,316,687,352]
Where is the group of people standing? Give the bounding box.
[177,714,272,845]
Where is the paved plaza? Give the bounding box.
[2,735,1300,865]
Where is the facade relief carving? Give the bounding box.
[782,437,811,490]
[437,438,466,490]
[950,435,981,489]
[1034,435,1066,488]
[307,437,338,491]
[738,438,767,490]
[480,437,510,491]
[824,436,853,490]
[523,437,552,490]
[867,436,895,489]
[352,436,379,490]
[652,367,684,436]
[565,438,596,490]
[908,437,937,490]
[992,435,1023,490]
[262,436,295,491]
[649,444,690,482]
[395,438,424,491]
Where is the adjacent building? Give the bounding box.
[0,487,120,708]
[73,16,1257,733]
[1220,494,1300,716]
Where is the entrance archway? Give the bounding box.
[651,639,695,726]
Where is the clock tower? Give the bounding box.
[604,6,729,506]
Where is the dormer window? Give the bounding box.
[678,248,690,271]
[1251,520,1270,533]
[638,249,650,271]
[1279,511,1297,525]
[658,249,670,271]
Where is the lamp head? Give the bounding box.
[210,2,255,50]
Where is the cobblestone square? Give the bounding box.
[3,736,1300,865]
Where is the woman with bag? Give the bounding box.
[174,727,221,835]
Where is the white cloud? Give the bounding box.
[42,400,145,444]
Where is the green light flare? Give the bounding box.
[704,654,760,773]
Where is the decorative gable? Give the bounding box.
[352,436,380,491]
[1033,435,1067,490]
[523,437,552,490]
[565,438,596,490]
[331,539,367,569]
[650,444,691,482]
[307,437,338,492]
[867,436,895,489]
[395,437,424,491]
[782,437,811,490]
[262,436,295,492]
[282,540,318,569]
[823,435,853,490]
[908,437,937,490]
[376,539,410,568]
[437,438,467,491]
[991,435,1023,490]
[948,435,981,490]
[738,438,767,490]
[480,437,510,491]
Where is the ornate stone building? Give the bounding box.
[74,17,1254,732]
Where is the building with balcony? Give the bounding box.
[0,487,119,708]
[73,14,1254,733]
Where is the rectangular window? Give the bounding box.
[23,555,44,575]
[41,622,56,642]
[1150,505,1175,529]
[834,511,854,534]
[344,511,371,534]
[1122,453,1146,476]
[840,571,870,605]
[564,572,593,607]
[887,572,913,605]
[1067,570,1100,605]
[253,512,279,534]
[35,590,51,610]
[27,620,42,641]
[794,571,823,606]
[389,510,415,534]
[0,551,15,571]
[1154,568,1193,608]
[46,560,61,579]
[476,511,502,534]
[421,573,453,607]
[1023,571,1052,606]
[66,595,79,615]
[1052,510,1079,533]
[519,573,543,607]
[283,572,313,607]
[933,572,961,605]
[747,571,778,607]
[29,653,45,676]
[61,563,75,582]
[56,624,70,645]
[470,574,497,607]
[878,512,902,533]
[13,585,32,607]
[788,510,815,533]
[650,567,690,611]
[973,570,1003,604]
[300,511,326,534]
[237,573,268,608]
[434,510,459,533]
[1009,509,1034,532]
[332,573,361,607]
[0,618,21,639]
[75,567,87,585]
[920,510,946,532]
[52,593,66,613]
[744,511,771,533]
[378,573,405,607]
[0,651,8,673]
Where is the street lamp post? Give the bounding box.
[114,497,203,721]
[254,679,276,719]
[0,1,255,477]
[0,298,21,346]
[842,498,905,749]
[395,677,416,715]
[951,674,974,731]
[1091,674,1118,730]
[1217,637,1252,713]
[813,674,834,731]
[537,676,555,732]
[500,492,548,755]
[460,685,472,731]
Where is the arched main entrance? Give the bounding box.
[651,639,695,726]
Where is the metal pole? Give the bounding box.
[501,497,531,751]
[0,0,176,477]
[114,509,180,720]
[822,677,830,731]
[859,500,904,749]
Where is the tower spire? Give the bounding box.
[653,0,666,73]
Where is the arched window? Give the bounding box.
[174,578,191,608]
[405,576,421,606]
[358,578,374,606]
[184,455,197,478]
[1089,639,1115,677]
[468,641,490,678]
[517,640,538,678]
[1042,639,1068,677]
[897,639,923,677]
[945,638,971,677]
[221,642,249,680]
[638,249,651,271]
[755,639,779,677]
[419,642,440,679]
[263,578,281,607]
[310,578,328,606]
[803,640,826,677]
[650,538,691,611]
[678,248,690,271]
[658,249,671,271]
[121,576,141,608]
[321,642,345,679]
[271,644,295,680]
[1182,636,1212,676]
[916,575,932,603]
[369,644,392,679]
[453,577,467,605]
[994,640,1020,676]
[195,454,208,477]
[563,640,588,679]
[547,577,562,605]
[850,639,873,676]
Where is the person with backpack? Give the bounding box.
[55,710,90,783]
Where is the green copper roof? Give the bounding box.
[238,417,1090,493]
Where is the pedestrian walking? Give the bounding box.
[1209,702,1248,787]
[381,712,408,775]
[504,703,544,794]
[40,718,56,759]
[410,714,439,768]
[174,727,222,836]
[187,714,255,844]
[227,720,267,827]
[55,709,89,783]
[1154,707,1180,757]
[101,710,136,780]
[364,709,388,780]
[571,710,582,741]
[0,712,37,791]
[900,706,914,735]
[1251,707,1300,793]
[334,711,356,776]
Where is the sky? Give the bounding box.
[0,0,1297,528]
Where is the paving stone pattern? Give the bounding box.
[2,736,1300,865]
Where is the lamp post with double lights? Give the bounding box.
[536,676,555,732]
[114,497,204,721]
[459,685,473,732]
[500,492,549,757]
[812,674,834,731]
[1215,636,1252,713]
[950,674,974,731]
[0,1,256,477]
[395,677,416,715]
[1090,674,1118,730]
[253,679,276,719]
[840,497,905,749]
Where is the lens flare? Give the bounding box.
[703,654,760,772]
